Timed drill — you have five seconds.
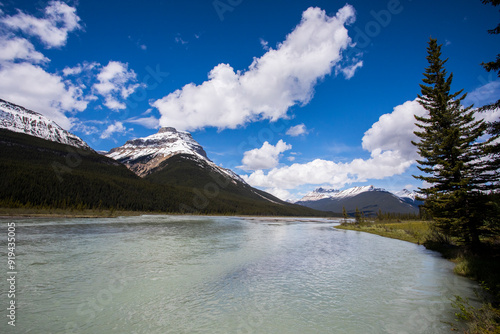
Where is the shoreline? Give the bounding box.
[0,207,339,220]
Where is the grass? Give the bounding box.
[336,219,500,333]
[335,220,431,244]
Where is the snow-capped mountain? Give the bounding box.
[299,185,384,202]
[0,98,90,149]
[394,189,419,203]
[296,185,422,215]
[106,127,245,184]
[299,187,340,201]
[107,126,208,163]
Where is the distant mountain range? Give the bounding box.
[295,185,422,216]
[0,98,325,216]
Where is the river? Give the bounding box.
[0,215,477,333]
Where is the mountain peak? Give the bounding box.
[107,127,209,177]
[158,127,179,134]
[0,98,90,149]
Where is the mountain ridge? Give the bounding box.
[106,126,246,185]
[0,98,90,150]
[296,185,422,216]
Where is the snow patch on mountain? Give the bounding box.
[299,185,384,202]
[107,127,208,163]
[0,98,90,149]
[106,127,247,186]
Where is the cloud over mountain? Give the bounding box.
[241,99,427,196]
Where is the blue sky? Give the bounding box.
[0,0,498,201]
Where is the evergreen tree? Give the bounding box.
[412,38,488,246]
[342,206,348,222]
[354,207,362,225]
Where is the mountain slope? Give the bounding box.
[0,129,328,216]
[0,128,190,212]
[0,98,90,149]
[296,185,421,216]
[105,126,315,212]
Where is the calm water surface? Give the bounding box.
[0,215,477,333]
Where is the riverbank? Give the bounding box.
[336,220,500,333]
[0,207,152,218]
[0,207,338,219]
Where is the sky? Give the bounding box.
[0,0,499,201]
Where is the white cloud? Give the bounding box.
[0,62,88,129]
[1,1,81,48]
[336,60,363,80]
[240,140,292,171]
[125,116,160,129]
[259,38,269,50]
[101,121,127,139]
[70,120,100,136]
[286,123,308,136]
[362,99,426,161]
[62,62,99,77]
[266,188,293,202]
[0,36,48,63]
[153,5,358,131]
[464,80,500,108]
[0,1,89,130]
[241,99,427,199]
[93,61,142,111]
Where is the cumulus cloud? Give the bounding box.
[286,123,308,136]
[0,62,88,129]
[0,1,81,48]
[240,140,292,171]
[0,36,48,63]
[362,99,426,161]
[153,5,358,131]
[0,1,89,130]
[93,61,142,110]
[241,99,427,198]
[101,121,128,139]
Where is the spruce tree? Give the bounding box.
[412,38,487,246]
[342,206,348,222]
[354,207,362,225]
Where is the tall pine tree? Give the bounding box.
[412,38,488,246]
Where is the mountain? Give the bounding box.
[0,101,328,216]
[106,127,307,210]
[394,189,420,205]
[296,185,422,216]
[106,127,243,182]
[0,98,90,149]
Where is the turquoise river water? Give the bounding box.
[0,215,478,333]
